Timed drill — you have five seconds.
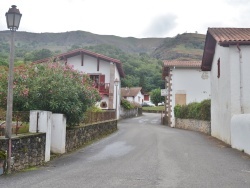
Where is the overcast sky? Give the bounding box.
[1,0,250,38]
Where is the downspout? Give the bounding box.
[236,43,244,114]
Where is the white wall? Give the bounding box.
[66,54,122,119]
[210,44,231,144]
[67,55,111,83]
[134,91,144,104]
[231,114,250,155]
[231,45,250,114]
[125,91,144,104]
[210,45,250,144]
[171,68,211,127]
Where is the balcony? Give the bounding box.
[95,83,110,95]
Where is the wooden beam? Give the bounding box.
[97,58,100,71]
[81,53,84,66]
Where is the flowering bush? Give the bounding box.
[0,62,101,126]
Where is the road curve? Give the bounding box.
[0,113,250,188]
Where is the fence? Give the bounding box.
[82,110,116,125]
[0,111,29,136]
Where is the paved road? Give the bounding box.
[1,113,250,188]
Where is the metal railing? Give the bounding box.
[81,110,116,125]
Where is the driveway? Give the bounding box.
[0,113,250,188]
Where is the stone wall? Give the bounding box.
[120,107,142,119]
[175,118,211,135]
[66,120,117,152]
[0,133,46,173]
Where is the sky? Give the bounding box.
[1,0,250,38]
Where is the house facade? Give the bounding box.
[202,28,250,146]
[121,87,144,104]
[162,61,211,127]
[33,49,125,119]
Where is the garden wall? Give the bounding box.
[175,118,211,135]
[66,120,117,152]
[120,107,142,119]
[0,133,46,173]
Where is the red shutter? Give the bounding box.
[99,75,105,92]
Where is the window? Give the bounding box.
[217,58,220,78]
[90,75,99,88]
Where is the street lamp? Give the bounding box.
[5,5,22,174]
[114,78,119,119]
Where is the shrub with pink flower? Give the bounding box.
[0,62,101,126]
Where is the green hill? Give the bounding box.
[0,30,205,60]
[0,30,206,91]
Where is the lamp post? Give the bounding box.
[5,5,22,174]
[114,78,119,119]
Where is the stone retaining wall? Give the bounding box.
[66,120,117,152]
[175,118,211,135]
[0,133,46,173]
[0,119,117,174]
[120,107,142,119]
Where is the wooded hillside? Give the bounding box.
[0,30,206,91]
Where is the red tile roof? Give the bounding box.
[163,60,201,68]
[121,87,142,97]
[208,28,250,46]
[32,48,125,77]
[202,28,250,71]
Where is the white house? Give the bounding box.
[121,87,144,104]
[162,61,211,127]
[34,48,125,119]
[201,28,250,152]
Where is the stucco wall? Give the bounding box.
[210,44,231,144]
[125,92,144,104]
[210,45,250,144]
[231,114,250,155]
[170,68,211,127]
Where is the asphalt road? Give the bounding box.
[0,113,250,188]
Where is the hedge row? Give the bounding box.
[174,99,211,121]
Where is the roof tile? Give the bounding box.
[163,60,201,68]
[208,28,250,45]
[121,87,142,97]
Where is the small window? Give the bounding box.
[217,58,220,78]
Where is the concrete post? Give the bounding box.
[51,114,66,154]
[30,110,52,162]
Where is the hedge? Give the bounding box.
[174,99,211,121]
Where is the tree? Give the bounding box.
[150,88,164,106]
[0,62,101,126]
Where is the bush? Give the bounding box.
[0,62,101,126]
[199,99,211,121]
[174,99,211,121]
[120,99,140,110]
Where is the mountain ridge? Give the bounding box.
[0,30,205,60]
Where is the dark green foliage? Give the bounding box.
[174,99,211,121]
[150,88,165,105]
[0,150,6,160]
[199,99,211,121]
[120,99,134,110]
[24,49,54,62]
[0,57,8,67]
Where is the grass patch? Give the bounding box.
[142,106,164,111]
[17,123,29,134]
